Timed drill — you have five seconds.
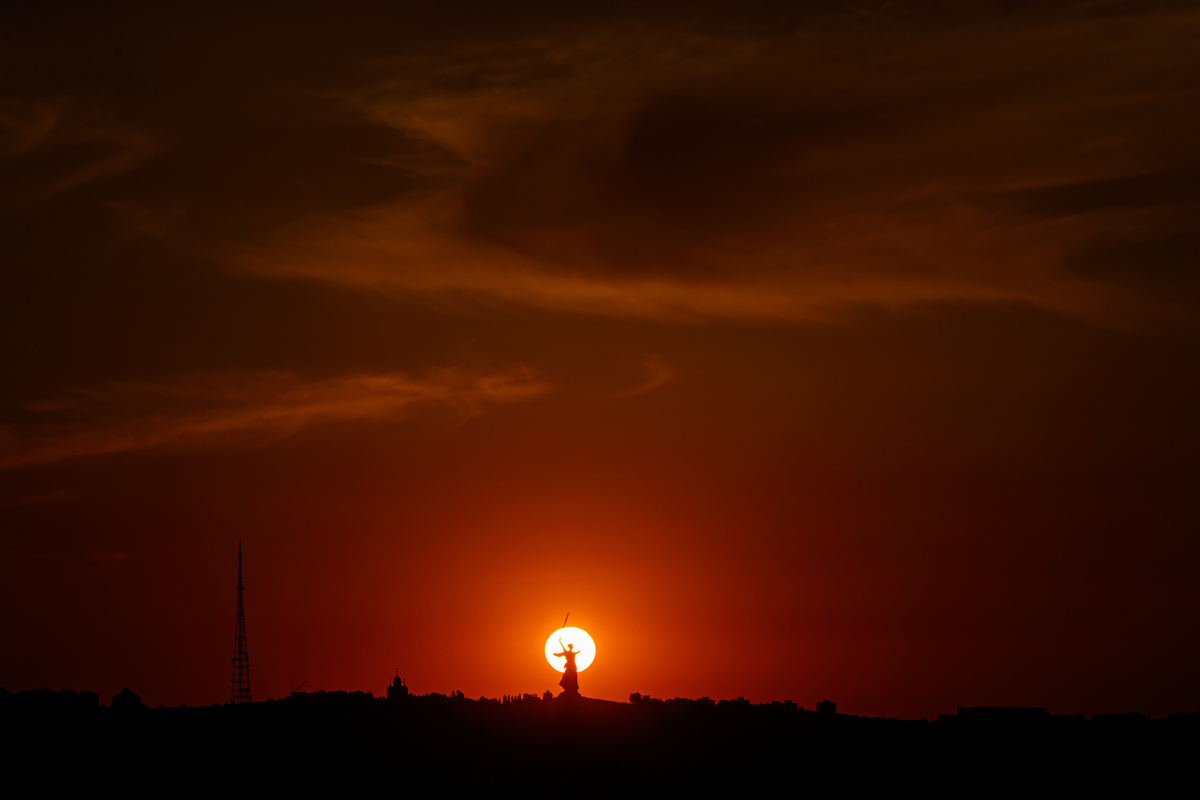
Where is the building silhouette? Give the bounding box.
[387,673,409,701]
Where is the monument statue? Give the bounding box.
[554,639,581,698]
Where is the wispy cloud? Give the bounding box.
[216,6,1200,330]
[0,488,82,509]
[615,354,675,399]
[0,366,549,471]
[0,98,60,157]
[0,97,164,202]
[227,195,1054,323]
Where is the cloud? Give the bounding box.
[973,169,1200,220]
[0,366,549,471]
[0,98,59,157]
[0,488,82,509]
[615,354,675,399]
[3,1,1198,342]
[215,4,1200,330]
[0,98,164,203]
[226,183,1103,326]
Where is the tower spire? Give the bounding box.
[231,542,252,703]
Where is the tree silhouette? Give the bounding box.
[111,688,147,712]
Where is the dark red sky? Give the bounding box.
[1,1,1198,718]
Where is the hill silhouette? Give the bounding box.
[4,685,1197,794]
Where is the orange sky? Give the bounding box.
[1,1,1198,718]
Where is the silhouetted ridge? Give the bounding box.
[0,687,99,716]
[8,685,1199,793]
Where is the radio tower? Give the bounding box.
[231,543,252,704]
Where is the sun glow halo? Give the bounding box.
[544,627,595,673]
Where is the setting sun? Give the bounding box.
[544,627,595,673]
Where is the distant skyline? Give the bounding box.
[1,1,1198,718]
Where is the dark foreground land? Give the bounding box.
[5,687,1197,795]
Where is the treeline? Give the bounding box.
[7,684,1200,728]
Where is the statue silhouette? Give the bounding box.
[554,639,582,698]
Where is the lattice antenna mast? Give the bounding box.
[231,543,252,703]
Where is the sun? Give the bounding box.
[544,627,596,672]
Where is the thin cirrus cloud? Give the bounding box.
[227,195,1043,323]
[218,6,1200,329]
[0,488,82,510]
[0,366,549,471]
[614,355,675,399]
[0,97,165,204]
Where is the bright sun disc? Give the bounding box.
[544,627,595,673]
